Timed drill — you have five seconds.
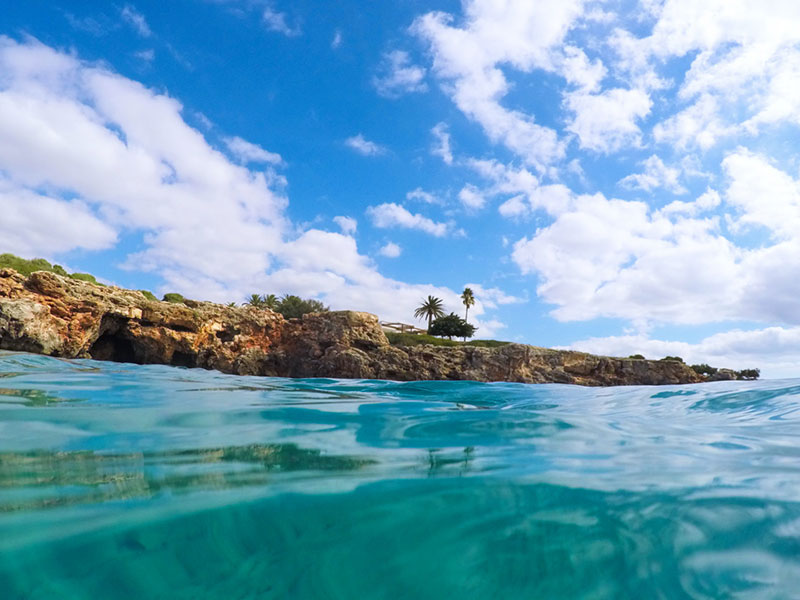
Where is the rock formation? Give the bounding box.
[0,269,703,386]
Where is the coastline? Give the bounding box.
[0,268,703,386]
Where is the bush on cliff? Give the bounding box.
[275,295,329,319]
[691,363,718,376]
[736,368,760,380]
[0,253,104,284]
[429,313,476,340]
[163,293,186,304]
[628,354,645,359]
[660,356,684,363]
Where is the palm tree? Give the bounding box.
[461,287,475,323]
[414,295,445,332]
[262,294,280,310]
[245,294,264,308]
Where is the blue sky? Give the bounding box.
[2,0,800,376]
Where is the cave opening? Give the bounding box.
[89,331,137,364]
[171,351,196,368]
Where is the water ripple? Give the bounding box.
[1,351,800,598]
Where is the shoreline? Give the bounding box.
[0,268,704,386]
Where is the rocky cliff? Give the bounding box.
[0,269,702,386]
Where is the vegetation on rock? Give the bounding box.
[414,295,445,332]
[429,313,476,340]
[0,253,103,285]
[246,293,328,319]
[162,293,186,304]
[385,332,509,348]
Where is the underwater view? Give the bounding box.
[1,350,800,599]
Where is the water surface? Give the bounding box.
[1,351,799,598]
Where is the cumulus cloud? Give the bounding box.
[373,50,427,98]
[333,216,357,235]
[406,188,439,204]
[565,87,652,153]
[413,0,581,170]
[619,155,686,194]
[378,242,401,258]
[224,136,283,165]
[366,203,451,237]
[458,185,485,210]
[0,36,514,338]
[345,134,386,156]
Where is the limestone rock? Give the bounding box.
[0,268,703,386]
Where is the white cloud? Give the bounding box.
[619,155,686,195]
[406,187,439,204]
[373,50,427,98]
[0,37,511,341]
[223,136,283,165]
[614,0,800,150]
[565,87,652,153]
[345,134,386,156]
[660,188,721,216]
[121,5,152,38]
[331,30,342,49]
[378,242,401,258]
[366,203,450,237]
[430,122,453,165]
[723,149,800,240]
[0,181,117,257]
[263,6,300,37]
[333,216,357,235]
[458,184,485,209]
[413,0,582,170]
[0,36,288,290]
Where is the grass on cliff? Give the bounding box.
[0,253,103,286]
[385,331,511,348]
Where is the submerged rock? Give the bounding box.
[0,269,702,386]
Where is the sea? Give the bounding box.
[0,350,799,599]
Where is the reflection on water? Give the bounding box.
[1,351,800,598]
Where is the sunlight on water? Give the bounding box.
[1,351,800,598]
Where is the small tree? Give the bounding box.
[736,368,760,380]
[429,313,476,340]
[660,356,684,363]
[628,354,645,360]
[414,296,445,333]
[691,364,718,376]
[245,294,265,308]
[276,295,329,319]
[163,293,186,304]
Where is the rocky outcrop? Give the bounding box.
[0,269,703,386]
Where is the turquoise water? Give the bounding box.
[1,352,799,598]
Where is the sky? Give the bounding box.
[1,1,800,377]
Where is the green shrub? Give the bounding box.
[386,332,460,347]
[628,354,646,360]
[0,253,100,284]
[162,293,186,304]
[275,295,329,319]
[0,253,57,276]
[385,332,510,348]
[69,272,99,284]
[429,313,476,340]
[140,290,158,302]
[660,356,684,363]
[736,368,760,380]
[690,363,718,376]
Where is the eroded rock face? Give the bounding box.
[0,269,703,386]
